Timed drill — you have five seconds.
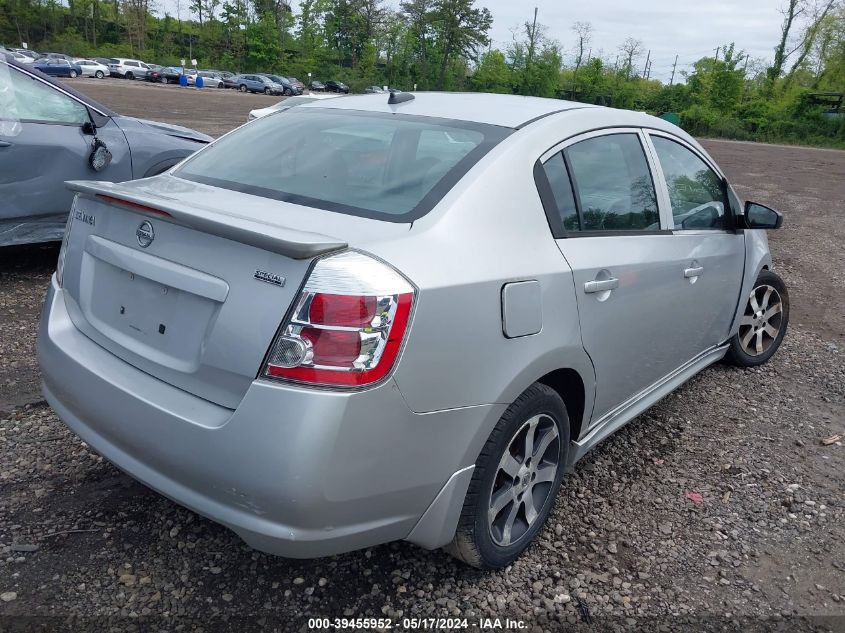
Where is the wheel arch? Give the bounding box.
[729,229,774,338]
[537,368,587,443]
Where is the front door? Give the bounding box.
[0,65,130,244]
[644,132,746,351]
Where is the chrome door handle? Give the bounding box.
[584,278,619,294]
[684,266,704,278]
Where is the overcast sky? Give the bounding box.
[477,0,786,82]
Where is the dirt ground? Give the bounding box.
[64,76,278,136]
[0,79,842,632]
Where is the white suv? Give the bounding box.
[108,58,149,80]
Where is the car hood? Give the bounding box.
[113,116,213,144]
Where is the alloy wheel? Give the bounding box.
[488,414,560,547]
[738,284,783,356]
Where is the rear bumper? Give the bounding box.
[39,276,500,557]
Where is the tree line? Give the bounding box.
[2,0,844,146]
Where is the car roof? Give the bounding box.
[304,91,592,129]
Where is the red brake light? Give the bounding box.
[309,293,377,327]
[264,252,415,388]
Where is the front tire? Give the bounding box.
[446,383,569,569]
[725,269,789,367]
[95,70,104,79]
[69,70,78,78]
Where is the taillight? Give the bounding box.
[56,196,77,287]
[264,251,415,388]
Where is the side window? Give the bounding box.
[565,134,660,231]
[651,135,728,230]
[3,69,90,125]
[540,152,579,231]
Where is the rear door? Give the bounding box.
[643,131,745,350]
[538,130,711,423]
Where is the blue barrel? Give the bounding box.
[196,75,204,89]
[178,73,188,87]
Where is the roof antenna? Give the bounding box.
[388,91,414,105]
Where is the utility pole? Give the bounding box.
[714,46,720,62]
[669,54,678,86]
[527,6,538,65]
[645,60,652,80]
[642,50,651,79]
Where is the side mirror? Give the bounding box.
[744,201,783,230]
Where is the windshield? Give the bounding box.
[174,109,510,222]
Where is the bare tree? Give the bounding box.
[768,0,803,86]
[785,0,837,80]
[572,21,592,75]
[618,37,643,80]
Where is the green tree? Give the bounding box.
[473,49,511,93]
[430,0,491,89]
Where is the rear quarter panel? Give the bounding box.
[363,113,598,434]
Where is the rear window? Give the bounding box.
[174,109,510,222]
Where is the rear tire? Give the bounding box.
[239,84,247,93]
[446,383,569,569]
[725,269,789,367]
[160,76,167,84]
[125,71,134,80]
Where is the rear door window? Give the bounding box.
[174,109,510,222]
[565,134,660,231]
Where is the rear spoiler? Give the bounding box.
[65,180,347,260]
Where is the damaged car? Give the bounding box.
[0,57,211,246]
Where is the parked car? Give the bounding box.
[181,67,199,84]
[11,48,39,61]
[37,92,789,569]
[73,59,110,78]
[365,85,385,93]
[41,52,74,61]
[0,57,212,246]
[259,74,300,95]
[286,76,305,92]
[325,79,349,93]
[247,93,342,120]
[145,66,181,84]
[309,80,325,92]
[94,57,118,67]
[108,58,150,79]
[222,73,241,90]
[4,51,34,64]
[196,71,224,88]
[232,74,282,95]
[33,58,83,77]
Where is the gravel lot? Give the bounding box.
[0,81,843,632]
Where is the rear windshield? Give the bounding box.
[174,109,510,222]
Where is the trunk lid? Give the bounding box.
[60,176,410,409]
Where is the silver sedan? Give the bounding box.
[39,91,788,569]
